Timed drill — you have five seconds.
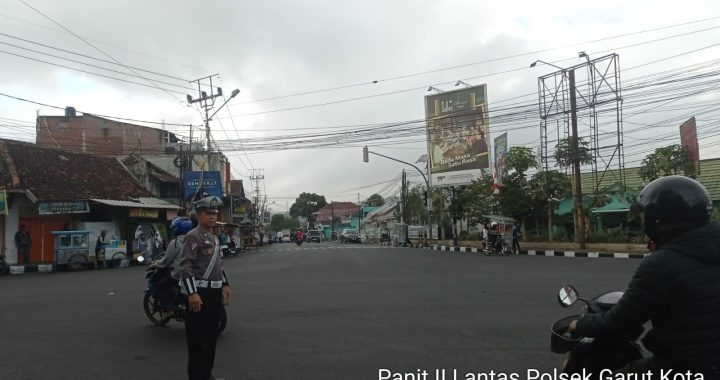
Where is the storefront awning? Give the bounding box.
[90,197,181,209]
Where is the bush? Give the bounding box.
[460,231,481,241]
[587,228,630,243]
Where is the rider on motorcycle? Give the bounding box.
[569,176,720,377]
[295,229,304,242]
[487,222,502,253]
[148,216,193,317]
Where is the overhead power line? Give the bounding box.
[0,91,200,129]
[220,25,720,119]
[234,15,720,105]
[0,32,195,84]
[17,0,190,102]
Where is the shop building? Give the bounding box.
[0,139,179,265]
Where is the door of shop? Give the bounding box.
[19,218,71,263]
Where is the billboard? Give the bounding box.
[183,171,223,200]
[494,132,508,187]
[38,201,89,215]
[680,117,700,176]
[425,84,489,187]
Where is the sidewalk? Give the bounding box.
[408,241,647,259]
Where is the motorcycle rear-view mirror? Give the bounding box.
[558,285,579,307]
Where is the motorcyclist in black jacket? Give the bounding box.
[569,176,720,377]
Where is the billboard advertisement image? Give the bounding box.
[183,171,223,200]
[494,132,508,187]
[425,84,489,187]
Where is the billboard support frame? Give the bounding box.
[536,53,625,194]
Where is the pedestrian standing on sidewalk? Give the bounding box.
[179,196,231,380]
[14,224,30,264]
[481,224,489,248]
[512,224,521,254]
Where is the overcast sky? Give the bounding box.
[1,0,719,211]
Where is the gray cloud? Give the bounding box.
[1,0,720,201]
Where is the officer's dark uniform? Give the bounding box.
[179,197,230,380]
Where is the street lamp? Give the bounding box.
[363,146,433,241]
[529,60,564,71]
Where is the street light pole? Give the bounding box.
[363,146,433,240]
[187,75,240,169]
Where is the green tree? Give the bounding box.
[505,146,538,176]
[638,144,691,182]
[269,214,300,232]
[496,172,534,228]
[449,170,497,226]
[406,185,428,225]
[365,193,385,207]
[528,170,572,241]
[289,192,327,225]
[554,137,593,168]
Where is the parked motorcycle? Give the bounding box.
[551,285,644,377]
[483,234,512,255]
[140,256,227,332]
[221,239,238,257]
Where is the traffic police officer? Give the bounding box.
[179,196,231,380]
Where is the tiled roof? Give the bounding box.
[90,198,180,209]
[0,140,154,202]
[314,202,360,222]
[362,201,398,223]
[579,158,720,201]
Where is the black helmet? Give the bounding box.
[631,175,712,241]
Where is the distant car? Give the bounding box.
[306,230,322,243]
[340,229,361,244]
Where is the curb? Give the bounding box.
[408,244,647,259]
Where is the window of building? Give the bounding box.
[160,183,179,198]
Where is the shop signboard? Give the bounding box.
[129,208,159,219]
[38,201,89,215]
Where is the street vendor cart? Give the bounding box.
[52,230,129,270]
[213,222,242,256]
[94,238,129,269]
[51,230,91,271]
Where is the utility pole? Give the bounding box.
[400,170,406,224]
[451,186,458,247]
[568,69,586,249]
[250,169,265,224]
[357,192,361,236]
[188,74,221,168]
[187,75,240,171]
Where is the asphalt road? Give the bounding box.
[0,242,640,380]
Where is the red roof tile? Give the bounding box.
[0,140,154,202]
